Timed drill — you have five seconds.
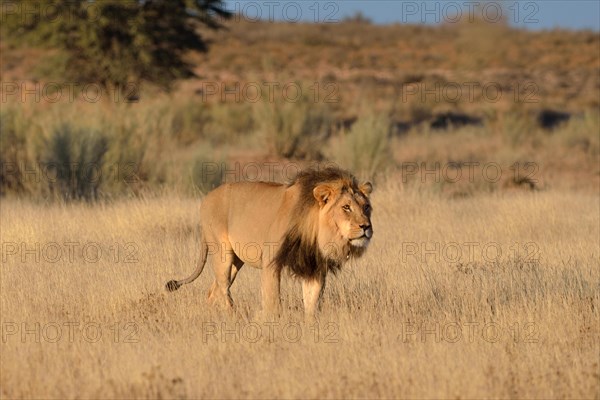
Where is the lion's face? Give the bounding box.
[313,181,373,259]
[329,186,373,247]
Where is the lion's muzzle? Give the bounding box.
[349,223,373,248]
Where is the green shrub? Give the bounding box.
[204,102,254,145]
[42,124,109,201]
[326,113,392,177]
[190,145,228,194]
[554,110,600,156]
[500,111,539,147]
[170,100,210,144]
[254,96,332,159]
[0,108,29,195]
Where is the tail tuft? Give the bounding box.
[166,280,181,292]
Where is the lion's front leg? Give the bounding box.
[302,273,326,322]
[260,265,281,318]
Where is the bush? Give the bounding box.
[0,105,146,200]
[204,102,254,145]
[0,108,31,195]
[190,146,228,194]
[554,110,600,156]
[170,100,210,145]
[326,113,392,177]
[254,96,332,159]
[42,124,109,201]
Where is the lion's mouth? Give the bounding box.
[349,234,370,247]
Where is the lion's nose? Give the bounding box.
[360,224,373,238]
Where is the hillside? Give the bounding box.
[1,19,599,197]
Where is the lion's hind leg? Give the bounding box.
[207,255,243,306]
[206,244,242,309]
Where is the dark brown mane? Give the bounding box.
[273,226,342,279]
[273,166,360,279]
[290,166,358,211]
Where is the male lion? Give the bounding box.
[165,166,373,320]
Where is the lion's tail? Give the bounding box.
[166,239,209,292]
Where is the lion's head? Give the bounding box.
[274,166,373,279]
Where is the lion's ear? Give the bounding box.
[313,184,335,207]
[359,182,373,197]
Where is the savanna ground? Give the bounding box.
[1,185,599,398]
[1,12,600,400]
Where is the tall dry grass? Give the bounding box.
[2,98,598,199]
[1,182,598,398]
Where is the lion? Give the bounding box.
[165,166,373,320]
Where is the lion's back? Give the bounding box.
[199,181,290,248]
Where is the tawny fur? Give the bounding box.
[166,166,373,319]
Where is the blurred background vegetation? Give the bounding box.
[1,1,598,200]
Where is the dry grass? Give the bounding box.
[1,183,598,398]
[1,12,599,400]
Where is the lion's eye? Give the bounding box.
[363,204,371,213]
[342,205,351,212]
